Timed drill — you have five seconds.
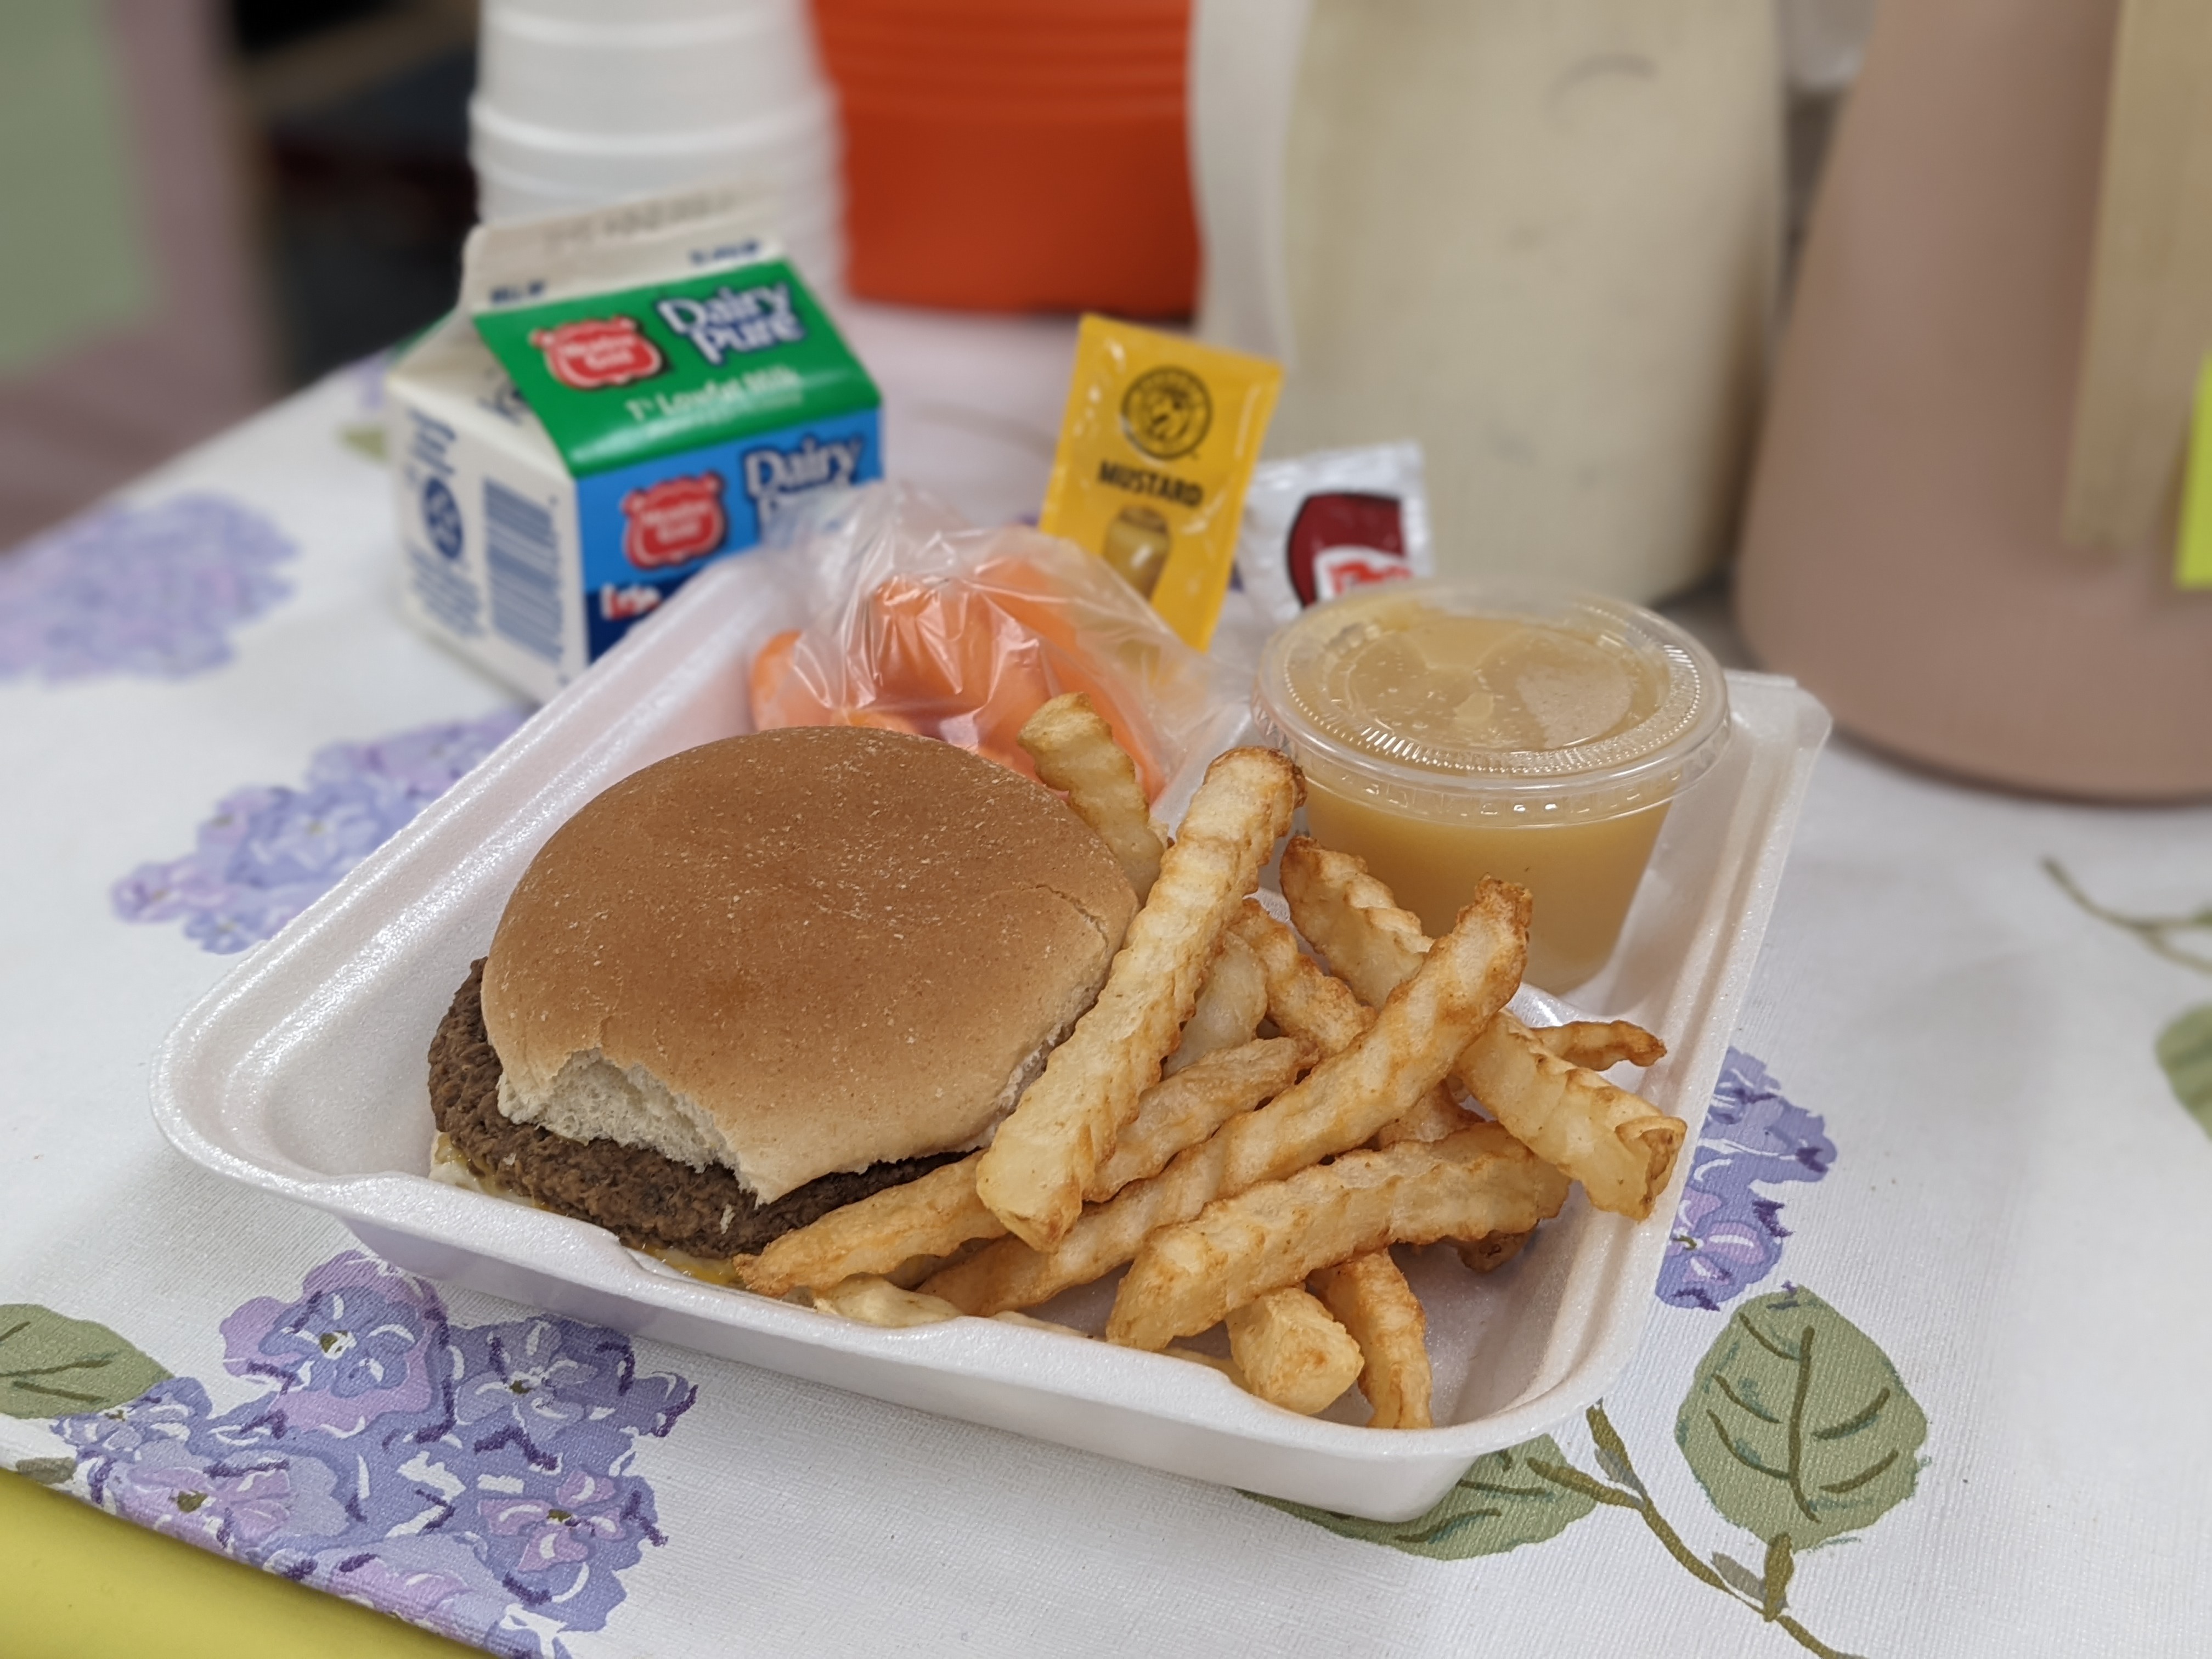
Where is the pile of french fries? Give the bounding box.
[736,694,1688,1431]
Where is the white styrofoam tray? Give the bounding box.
[152,557,1830,1522]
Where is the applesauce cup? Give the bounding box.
[1253,579,1729,991]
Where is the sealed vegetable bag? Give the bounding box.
[749,483,1246,804]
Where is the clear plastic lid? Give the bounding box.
[1253,578,1730,816]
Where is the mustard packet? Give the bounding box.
[1040,315,1283,649]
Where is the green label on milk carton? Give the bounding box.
[472,258,878,478]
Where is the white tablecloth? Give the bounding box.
[4,309,2211,1657]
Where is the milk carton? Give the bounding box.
[386,185,882,701]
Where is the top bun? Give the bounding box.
[481,725,1137,1203]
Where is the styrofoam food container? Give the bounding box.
[151,558,1830,1521]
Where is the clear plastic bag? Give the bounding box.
[749,483,1247,802]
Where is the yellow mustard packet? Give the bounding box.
[1040,315,1283,649]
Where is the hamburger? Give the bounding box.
[427,724,1137,1259]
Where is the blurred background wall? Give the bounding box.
[0,0,478,549]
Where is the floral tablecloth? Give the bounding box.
[5,307,2212,1658]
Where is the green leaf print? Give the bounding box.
[10,1457,77,1485]
[0,1305,170,1418]
[1677,1286,1925,1551]
[1250,1436,1596,1559]
[2155,1005,2212,1132]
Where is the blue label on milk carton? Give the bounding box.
[571,405,881,656]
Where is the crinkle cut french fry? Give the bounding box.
[927,884,1530,1316]
[1270,847,1682,1214]
[974,747,1299,1252]
[1311,1251,1433,1430]
[755,1037,1306,1299]
[1527,1019,1667,1071]
[1088,1036,1307,1201]
[1107,1124,1571,1351]
[1164,930,1268,1076]
[1234,888,1481,1152]
[1217,881,1528,1196]
[1454,1013,1684,1220]
[1279,836,1431,1009]
[1018,691,1166,901]
[1368,1088,1481,1149]
[746,1155,998,1299]
[925,1137,1229,1315]
[1227,902,1370,1055]
[1225,1288,1363,1415]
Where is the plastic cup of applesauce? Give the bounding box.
[1253,579,1730,991]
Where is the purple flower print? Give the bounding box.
[1661,1186,1790,1313]
[1700,1049,1836,1188]
[478,1465,665,1613]
[1656,1049,1834,1312]
[219,1253,450,1440]
[110,1452,352,1553]
[306,1532,526,1644]
[0,494,296,681]
[57,1376,212,1476]
[55,1251,694,1657]
[112,707,527,953]
[453,1318,697,1469]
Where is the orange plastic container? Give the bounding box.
[812,0,1199,315]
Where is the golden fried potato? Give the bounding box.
[1019,691,1166,900]
[1311,1251,1433,1429]
[1107,1122,1570,1351]
[1227,902,1370,1054]
[924,1141,1226,1316]
[1454,1012,1684,1220]
[1225,1288,1363,1415]
[1087,1036,1307,1201]
[928,883,1530,1316]
[1269,848,1683,1216]
[1279,836,1431,1009]
[1230,898,1468,1152]
[1368,1088,1482,1149]
[975,747,1299,1252]
[1527,1019,1667,1071]
[745,1156,998,1300]
[756,1036,1307,1299]
[1164,930,1268,1075]
[1217,882,1527,1195]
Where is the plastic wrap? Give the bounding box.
[749,483,1246,800]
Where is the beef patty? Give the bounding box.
[428,960,960,1259]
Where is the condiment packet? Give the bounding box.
[1040,316,1282,651]
[1234,441,1434,626]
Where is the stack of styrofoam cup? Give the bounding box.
[471,0,844,286]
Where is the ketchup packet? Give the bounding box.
[1039,316,1281,652]
[1234,442,1434,626]
[749,483,1244,804]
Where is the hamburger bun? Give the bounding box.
[478,724,1138,1206]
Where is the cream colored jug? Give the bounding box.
[1192,0,1782,602]
[1736,0,2212,798]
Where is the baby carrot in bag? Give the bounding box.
[1041,317,1282,651]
